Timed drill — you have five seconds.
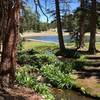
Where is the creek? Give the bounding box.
[51,88,96,100]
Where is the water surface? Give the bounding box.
[51,88,96,100]
[26,35,100,43]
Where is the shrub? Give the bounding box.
[35,53,57,64]
[16,65,54,100]
[34,83,54,100]
[17,49,57,68]
[17,54,29,64]
[41,64,74,89]
[16,65,36,87]
[54,61,73,74]
[55,49,80,58]
[17,49,40,67]
[26,48,39,55]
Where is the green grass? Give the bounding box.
[85,42,100,50]
[23,41,100,52]
[66,42,100,50]
[23,41,58,51]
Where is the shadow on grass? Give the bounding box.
[78,49,100,55]
[76,69,100,81]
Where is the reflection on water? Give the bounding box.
[26,35,100,43]
[51,88,96,100]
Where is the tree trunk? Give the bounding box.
[55,0,65,52]
[79,0,85,48]
[88,0,96,54]
[0,0,19,88]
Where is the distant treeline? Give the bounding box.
[20,7,49,33]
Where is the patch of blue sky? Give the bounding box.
[25,0,79,22]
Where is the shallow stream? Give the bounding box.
[51,88,96,100]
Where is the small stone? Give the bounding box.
[58,56,63,59]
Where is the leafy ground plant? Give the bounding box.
[16,65,55,100]
[17,48,75,99]
[41,64,74,89]
[17,49,57,68]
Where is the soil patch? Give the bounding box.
[75,69,100,97]
[0,87,43,100]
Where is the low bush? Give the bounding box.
[35,53,57,64]
[16,65,55,100]
[55,49,80,58]
[17,48,79,99]
[17,49,58,68]
[17,49,39,66]
[26,48,39,55]
[54,61,73,74]
[16,65,36,86]
[34,83,54,100]
[18,54,35,65]
[41,64,74,89]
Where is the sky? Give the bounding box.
[26,0,80,22]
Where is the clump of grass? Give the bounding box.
[16,65,55,100]
[41,64,74,89]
